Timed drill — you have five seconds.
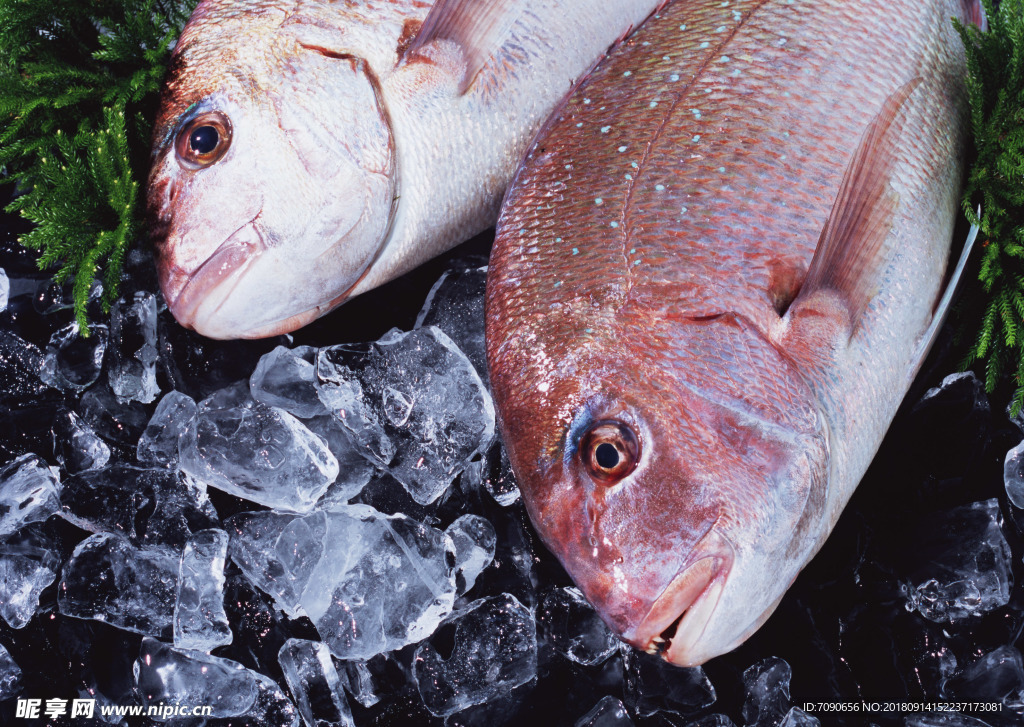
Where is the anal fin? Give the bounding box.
[405,0,523,94]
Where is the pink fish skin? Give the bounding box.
[486,0,979,666]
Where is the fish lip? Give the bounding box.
[630,529,735,667]
[167,221,265,334]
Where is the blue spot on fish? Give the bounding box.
[572,247,579,255]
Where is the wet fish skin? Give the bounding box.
[148,0,665,339]
[487,0,975,666]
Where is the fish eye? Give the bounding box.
[175,111,232,169]
[580,420,640,485]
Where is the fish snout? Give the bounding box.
[626,529,735,667]
[162,223,265,337]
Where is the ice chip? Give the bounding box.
[0,641,21,700]
[135,637,299,725]
[0,453,61,537]
[174,528,231,651]
[109,292,160,404]
[0,268,7,313]
[0,532,60,628]
[59,465,217,548]
[483,447,521,507]
[52,408,110,474]
[59,532,178,639]
[251,345,326,419]
[575,695,634,727]
[137,391,197,468]
[179,387,338,512]
[415,265,488,384]
[741,656,794,727]
[341,660,380,708]
[316,327,495,505]
[623,647,716,718]
[39,323,107,392]
[0,331,48,401]
[413,593,537,717]
[279,639,355,727]
[538,586,618,666]
[228,505,456,659]
[901,499,1011,622]
[447,514,496,595]
[1004,439,1024,509]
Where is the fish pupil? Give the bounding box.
[190,125,219,155]
[595,442,620,469]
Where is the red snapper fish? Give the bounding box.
[148,0,665,339]
[486,0,981,666]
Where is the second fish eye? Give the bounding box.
[175,111,232,169]
[580,420,641,485]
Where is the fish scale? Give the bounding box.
[487,0,974,666]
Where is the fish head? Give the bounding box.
[489,306,830,665]
[148,4,397,339]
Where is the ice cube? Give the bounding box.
[52,408,110,474]
[780,707,820,727]
[742,656,795,727]
[0,331,48,401]
[137,391,198,468]
[0,268,8,313]
[538,586,618,667]
[39,323,107,392]
[575,695,634,727]
[228,505,456,660]
[0,453,61,538]
[174,528,232,651]
[941,645,1023,707]
[303,415,374,507]
[251,345,326,419]
[109,292,160,404]
[1003,439,1024,509]
[414,266,488,384]
[59,532,178,639]
[59,465,218,548]
[0,531,60,628]
[316,327,495,505]
[0,641,20,700]
[179,387,338,512]
[447,514,496,595]
[901,499,1011,622]
[135,637,299,725]
[79,384,150,448]
[413,593,537,717]
[278,638,355,727]
[623,647,716,718]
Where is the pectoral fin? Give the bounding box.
[777,78,921,367]
[405,0,522,93]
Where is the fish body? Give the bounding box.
[486,0,978,666]
[148,0,665,339]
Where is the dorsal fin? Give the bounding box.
[405,0,522,94]
[792,77,922,331]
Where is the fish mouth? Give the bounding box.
[166,221,265,336]
[630,529,735,667]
